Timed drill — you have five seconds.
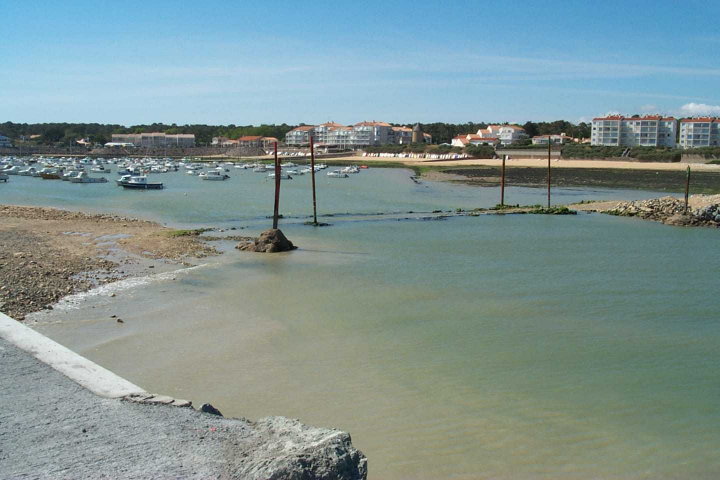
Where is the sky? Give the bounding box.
[2,0,720,126]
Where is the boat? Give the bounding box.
[199,170,230,181]
[327,170,349,178]
[61,170,81,181]
[0,173,8,182]
[118,175,164,189]
[268,172,292,180]
[69,171,108,183]
[3,166,21,175]
[90,165,111,173]
[253,165,271,173]
[341,166,360,174]
[39,168,63,179]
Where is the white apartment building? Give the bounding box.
[285,125,315,146]
[678,118,720,148]
[111,133,195,147]
[285,121,431,148]
[591,116,676,147]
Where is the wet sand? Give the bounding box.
[0,205,217,320]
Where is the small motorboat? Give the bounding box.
[119,175,163,189]
[0,173,8,182]
[327,170,349,178]
[39,168,63,179]
[90,165,111,173]
[268,172,292,180]
[69,171,108,183]
[199,170,230,181]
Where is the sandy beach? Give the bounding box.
[0,205,217,320]
[321,154,720,171]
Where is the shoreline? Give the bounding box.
[0,205,218,320]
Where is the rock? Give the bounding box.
[236,417,367,480]
[235,229,297,253]
[200,403,223,416]
[116,318,124,323]
[663,213,696,226]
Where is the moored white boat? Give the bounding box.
[199,170,230,181]
[327,170,349,178]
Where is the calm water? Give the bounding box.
[9,166,720,479]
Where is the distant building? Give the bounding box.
[285,125,315,146]
[0,134,13,147]
[531,134,574,145]
[678,118,720,148]
[237,136,263,148]
[285,121,430,148]
[590,115,676,147]
[111,133,195,147]
[451,134,499,147]
[211,136,239,146]
[261,137,279,149]
[485,125,528,145]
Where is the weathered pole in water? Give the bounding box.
[547,137,552,208]
[272,142,280,229]
[310,135,318,225]
[684,166,691,213]
[500,154,507,206]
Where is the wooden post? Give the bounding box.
[310,136,318,225]
[272,142,280,229]
[684,166,691,213]
[547,138,552,208]
[500,154,506,206]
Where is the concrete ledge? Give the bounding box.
[0,312,145,398]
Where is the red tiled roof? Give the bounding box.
[238,136,262,141]
[290,125,315,131]
[680,117,717,123]
[354,121,392,127]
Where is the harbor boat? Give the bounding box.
[268,172,292,180]
[0,173,8,182]
[69,171,108,183]
[280,162,296,168]
[327,170,349,178]
[253,165,271,173]
[62,170,81,181]
[119,175,163,189]
[341,165,360,174]
[39,168,63,179]
[90,165,111,173]
[3,166,21,175]
[19,167,37,176]
[199,170,230,181]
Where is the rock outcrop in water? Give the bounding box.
[607,196,720,227]
[235,228,297,253]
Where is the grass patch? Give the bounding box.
[527,206,577,215]
[164,228,212,237]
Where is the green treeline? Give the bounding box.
[0,122,296,146]
[1,120,593,147]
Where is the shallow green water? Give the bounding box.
[15,167,720,479]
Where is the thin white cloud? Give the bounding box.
[679,102,720,116]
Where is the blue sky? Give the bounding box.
[2,0,719,125]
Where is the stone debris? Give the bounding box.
[235,228,297,253]
[123,393,193,408]
[607,196,720,227]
